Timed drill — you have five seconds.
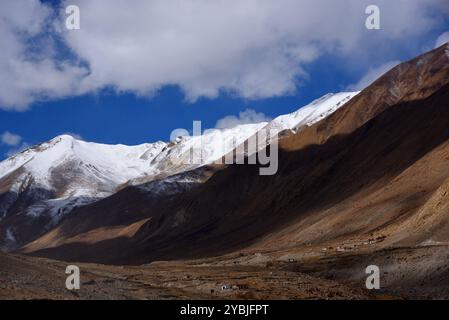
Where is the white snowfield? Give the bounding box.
[0,91,358,222]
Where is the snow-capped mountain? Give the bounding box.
[165,92,360,170]
[0,91,358,249]
[0,137,168,238]
[265,92,359,134]
[143,123,269,176]
[0,136,168,198]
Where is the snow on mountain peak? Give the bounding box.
[266,92,359,134]
[0,91,359,222]
[53,134,77,141]
[0,91,359,229]
[1,91,359,194]
[2,91,360,180]
[0,136,168,196]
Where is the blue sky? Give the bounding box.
[0,0,448,159]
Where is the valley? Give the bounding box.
[1,44,449,300]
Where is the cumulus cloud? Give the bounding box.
[347,60,401,91]
[0,0,88,111]
[1,131,22,146]
[435,31,449,48]
[1,131,29,158]
[0,0,449,110]
[215,109,271,129]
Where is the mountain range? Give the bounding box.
[1,43,449,299]
[0,91,358,251]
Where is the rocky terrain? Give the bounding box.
[0,251,378,300]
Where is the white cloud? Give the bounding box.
[347,60,401,91]
[435,31,449,48]
[0,0,88,111]
[0,0,449,110]
[215,109,271,129]
[1,131,22,146]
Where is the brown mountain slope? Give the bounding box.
[285,44,449,151]
[22,44,449,269]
